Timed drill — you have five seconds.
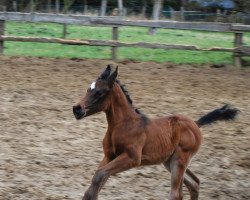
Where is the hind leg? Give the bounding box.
[164,147,193,200]
[164,153,200,200]
[184,168,200,200]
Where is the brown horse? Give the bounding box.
[73,65,239,200]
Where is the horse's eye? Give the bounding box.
[94,91,101,96]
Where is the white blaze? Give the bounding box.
[90,82,96,90]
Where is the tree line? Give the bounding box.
[0,1,249,16]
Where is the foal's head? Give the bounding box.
[73,65,118,120]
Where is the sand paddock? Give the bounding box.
[0,56,249,200]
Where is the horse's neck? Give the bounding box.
[105,84,138,127]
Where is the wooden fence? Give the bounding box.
[0,12,250,67]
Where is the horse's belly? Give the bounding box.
[140,117,178,165]
[141,141,175,165]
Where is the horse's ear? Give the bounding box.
[99,65,111,80]
[107,66,118,87]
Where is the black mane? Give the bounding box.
[115,80,144,115]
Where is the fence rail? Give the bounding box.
[0,12,242,32]
[1,35,242,52]
[0,12,250,66]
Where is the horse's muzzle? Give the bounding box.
[73,105,86,120]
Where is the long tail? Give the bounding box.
[196,104,239,127]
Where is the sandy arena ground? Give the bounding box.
[0,56,249,200]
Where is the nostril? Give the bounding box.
[73,105,82,113]
[73,104,86,120]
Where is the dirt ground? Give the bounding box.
[0,56,249,200]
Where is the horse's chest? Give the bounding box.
[110,129,135,156]
[106,122,145,156]
[110,134,126,156]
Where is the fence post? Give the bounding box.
[234,32,243,68]
[30,0,35,13]
[0,20,5,54]
[180,7,185,21]
[63,24,67,38]
[112,26,119,60]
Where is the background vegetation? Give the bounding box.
[4,21,250,64]
[0,1,250,14]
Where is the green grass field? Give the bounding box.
[4,21,250,64]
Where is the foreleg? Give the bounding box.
[83,151,141,200]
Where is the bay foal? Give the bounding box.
[73,65,238,200]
